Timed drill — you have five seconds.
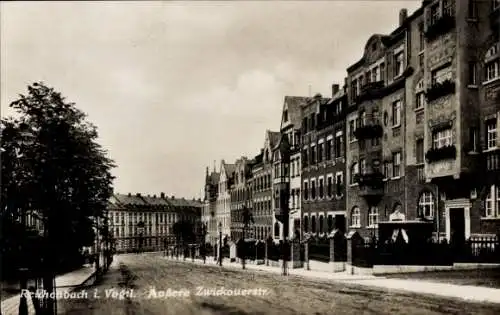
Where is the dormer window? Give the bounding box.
[394,51,404,77]
[443,0,453,16]
[493,0,500,11]
[283,110,288,122]
[430,3,440,24]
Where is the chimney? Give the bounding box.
[399,8,408,26]
[128,193,131,197]
[136,193,141,197]
[153,194,156,198]
[171,195,175,199]
[331,84,339,97]
[160,192,165,198]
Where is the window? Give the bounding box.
[349,120,356,141]
[318,142,324,163]
[303,216,309,232]
[416,92,425,110]
[274,222,280,238]
[327,176,333,197]
[336,172,344,196]
[372,66,379,82]
[485,60,499,82]
[351,79,358,99]
[392,152,401,178]
[485,185,500,217]
[419,54,424,68]
[335,131,343,157]
[310,114,316,130]
[469,127,478,152]
[392,100,401,126]
[360,111,367,126]
[431,66,452,85]
[468,0,477,18]
[350,163,359,184]
[319,216,324,234]
[443,0,453,16]
[311,145,316,164]
[368,207,379,227]
[291,160,295,178]
[302,118,308,133]
[351,207,361,227]
[327,215,334,233]
[394,52,404,77]
[430,3,439,25]
[468,62,477,85]
[319,178,324,199]
[303,149,309,167]
[311,180,316,199]
[326,138,332,160]
[487,120,497,150]
[432,128,452,149]
[418,192,435,219]
[365,70,371,84]
[416,139,424,164]
[359,158,367,175]
[311,216,317,233]
[283,110,288,122]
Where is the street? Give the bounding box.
[57,254,500,315]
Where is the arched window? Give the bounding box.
[303,216,309,232]
[368,207,379,227]
[274,222,280,238]
[327,215,334,233]
[351,207,361,227]
[350,163,359,184]
[319,215,324,234]
[485,185,500,218]
[311,216,317,233]
[418,191,435,219]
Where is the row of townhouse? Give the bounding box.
[107,192,203,253]
[203,0,500,245]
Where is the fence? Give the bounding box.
[350,236,500,267]
[308,239,330,263]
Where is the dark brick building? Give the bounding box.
[301,87,348,238]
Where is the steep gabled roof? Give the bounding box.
[281,96,309,130]
[267,130,281,148]
[209,172,220,185]
[223,163,236,176]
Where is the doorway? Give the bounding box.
[449,208,465,246]
[335,215,346,234]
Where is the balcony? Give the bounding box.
[357,81,385,102]
[424,14,456,41]
[425,145,457,163]
[425,80,455,102]
[353,121,383,141]
[354,172,385,198]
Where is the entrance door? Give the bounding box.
[449,208,465,246]
[335,215,346,234]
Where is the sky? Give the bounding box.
[1,1,420,200]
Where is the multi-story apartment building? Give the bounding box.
[203,166,220,244]
[301,87,348,238]
[251,131,279,240]
[277,96,308,240]
[216,160,235,241]
[345,7,424,239]
[107,193,202,253]
[420,0,500,242]
[230,157,254,240]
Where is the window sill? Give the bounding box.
[483,77,500,86]
[349,183,359,187]
[483,147,499,153]
[414,106,424,113]
[367,225,379,229]
[480,217,500,221]
[349,225,361,229]
[391,176,402,180]
[394,74,404,81]
[466,18,478,23]
[392,124,401,129]
[467,84,478,89]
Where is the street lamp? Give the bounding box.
[137,221,145,254]
[218,221,222,266]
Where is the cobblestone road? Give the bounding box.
[58,254,500,315]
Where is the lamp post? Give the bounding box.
[218,221,223,266]
[137,221,145,254]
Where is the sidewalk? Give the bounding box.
[0,264,99,315]
[163,255,500,304]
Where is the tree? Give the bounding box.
[172,219,195,259]
[1,82,115,314]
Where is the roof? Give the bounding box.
[114,193,148,206]
[209,172,220,185]
[283,96,309,130]
[110,193,202,210]
[223,163,236,176]
[267,130,281,148]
